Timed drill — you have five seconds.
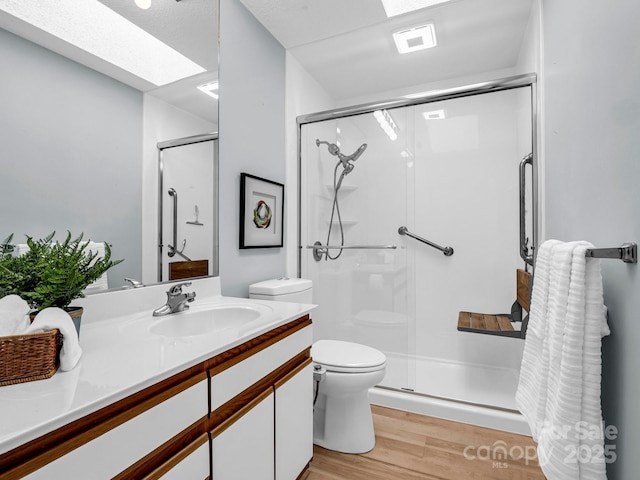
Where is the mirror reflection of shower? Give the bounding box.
[315,138,367,260]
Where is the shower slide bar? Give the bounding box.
[585,243,637,263]
[306,244,397,250]
[308,241,396,261]
[398,226,454,256]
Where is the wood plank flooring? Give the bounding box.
[301,405,546,480]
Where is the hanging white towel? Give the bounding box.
[82,242,110,292]
[516,240,609,480]
[25,307,82,371]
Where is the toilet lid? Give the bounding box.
[312,340,386,372]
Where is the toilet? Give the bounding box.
[249,278,387,454]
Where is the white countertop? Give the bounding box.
[0,277,315,455]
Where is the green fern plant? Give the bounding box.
[0,232,123,310]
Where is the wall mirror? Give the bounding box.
[0,0,219,291]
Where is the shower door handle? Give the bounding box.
[519,154,534,266]
[398,226,454,256]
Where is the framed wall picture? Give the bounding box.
[239,173,284,249]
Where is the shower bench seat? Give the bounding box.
[457,269,531,339]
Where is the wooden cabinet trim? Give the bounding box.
[209,387,274,440]
[207,315,311,376]
[274,357,313,390]
[208,348,311,434]
[123,432,210,480]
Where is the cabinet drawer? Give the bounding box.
[25,379,208,479]
[210,326,311,410]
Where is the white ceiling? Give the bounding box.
[240,0,535,101]
[0,0,533,123]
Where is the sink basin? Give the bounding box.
[149,305,265,338]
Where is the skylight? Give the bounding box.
[0,0,205,87]
[381,0,452,18]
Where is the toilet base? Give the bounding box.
[313,368,385,454]
[314,389,376,454]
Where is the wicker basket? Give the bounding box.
[0,329,62,386]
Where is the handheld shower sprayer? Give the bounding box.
[316,139,367,171]
[315,138,369,261]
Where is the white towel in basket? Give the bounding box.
[26,307,82,371]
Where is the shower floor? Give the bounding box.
[381,352,520,411]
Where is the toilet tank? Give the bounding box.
[249,278,312,303]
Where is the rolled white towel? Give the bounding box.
[0,295,31,336]
[25,307,82,371]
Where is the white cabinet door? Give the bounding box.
[211,390,275,480]
[159,438,210,480]
[275,363,313,480]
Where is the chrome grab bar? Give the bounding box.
[397,226,454,256]
[167,188,191,261]
[519,154,534,266]
[167,188,178,257]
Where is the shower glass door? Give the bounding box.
[299,85,533,402]
[299,110,413,390]
[159,137,218,283]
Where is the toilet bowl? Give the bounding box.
[311,339,386,453]
[249,278,387,454]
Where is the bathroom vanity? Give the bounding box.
[0,278,315,479]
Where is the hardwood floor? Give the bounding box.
[301,405,546,480]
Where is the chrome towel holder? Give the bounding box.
[585,243,637,263]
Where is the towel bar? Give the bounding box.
[585,243,637,263]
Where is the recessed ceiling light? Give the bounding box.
[373,110,398,141]
[0,0,205,86]
[393,24,437,54]
[422,109,446,120]
[197,81,219,99]
[134,0,152,10]
[381,0,451,18]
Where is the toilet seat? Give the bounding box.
[312,340,386,373]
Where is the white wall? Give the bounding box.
[218,0,287,297]
[284,53,337,276]
[543,1,640,478]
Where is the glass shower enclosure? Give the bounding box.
[298,75,536,412]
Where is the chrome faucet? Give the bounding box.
[153,282,196,316]
[124,277,144,288]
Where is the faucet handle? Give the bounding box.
[168,281,192,295]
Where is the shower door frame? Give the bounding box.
[296,73,539,275]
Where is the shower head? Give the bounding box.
[316,139,368,169]
[344,143,367,162]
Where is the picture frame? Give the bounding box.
[239,173,284,249]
